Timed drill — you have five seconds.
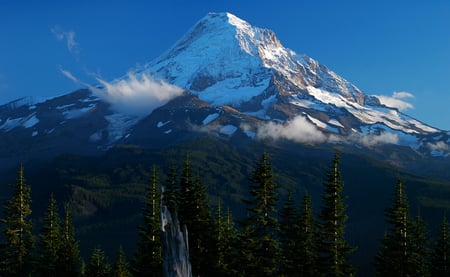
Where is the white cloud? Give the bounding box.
[52,26,80,55]
[374,91,414,111]
[256,116,326,144]
[90,73,184,116]
[59,68,80,83]
[426,141,449,152]
[350,132,399,147]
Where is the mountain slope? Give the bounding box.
[0,12,448,170]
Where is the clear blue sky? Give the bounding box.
[1,0,449,130]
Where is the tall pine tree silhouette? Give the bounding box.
[317,153,355,276]
[241,151,281,275]
[0,165,34,277]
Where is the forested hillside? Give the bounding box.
[1,146,450,276]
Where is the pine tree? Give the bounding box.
[408,214,430,276]
[114,246,132,277]
[176,155,216,276]
[36,194,62,277]
[215,200,239,276]
[86,246,111,277]
[241,151,281,275]
[298,193,318,276]
[163,164,179,215]
[178,154,193,227]
[431,216,450,276]
[279,191,299,275]
[374,180,411,276]
[0,165,34,277]
[317,153,355,276]
[133,166,162,277]
[58,205,81,277]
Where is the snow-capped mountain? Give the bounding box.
[0,12,448,170]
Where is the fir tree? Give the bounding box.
[163,164,179,215]
[176,155,216,276]
[36,194,62,277]
[0,165,34,277]
[298,193,318,276]
[178,153,193,226]
[114,246,132,277]
[374,180,411,276]
[86,246,111,277]
[241,151,281,275]
[133,166,162,277]
[431,216,450,276]
[408,214,430,276]
[188,175,216,276]
[58,205,81,277]
[279,191,299,276]
[215,200,239,276]
[317,153,355,276]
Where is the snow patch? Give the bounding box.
[220,125,238,136]
[202,113,220,125]
[157,121,171,128]
[22,114,39,128]
[63,104,96,119]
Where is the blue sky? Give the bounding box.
[1,0,449,129]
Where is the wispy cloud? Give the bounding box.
[90,73,184,116]
[375,91,414,111]
[59,67,80,83]
[426,141,449,153]
[255,116,327,144]
[51,26,80,55]
[349,131,399,147]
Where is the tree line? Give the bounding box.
[0,152,449,276]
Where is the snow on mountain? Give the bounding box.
[0,12,448,159]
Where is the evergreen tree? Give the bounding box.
[215,200,239,276]
[0,165,34,277]
[178,153,193,226]
[317,153,355,276]
[189,175,216,276]
[409,214,430,276]
[241,152,281,275]
[58,205,81,277]
[114,246,132,277]
[176,155,216,276]
[86,246,111,277]
[374,180,411,276]
[163,164,179,215]
[431,216,450,276]
[133,166,162,277]
[36,194,62,277]
[279,191,299,276]
[298,193,318,276]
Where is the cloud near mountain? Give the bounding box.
[255,116,327,144]
[92,73,184,116]
[375,91,414,111]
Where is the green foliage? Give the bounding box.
[279,191,299,275]
[298,193,318,276]
[214,200,239,276]
[0,165,34,277]
[241,152,281,275]
[86,246,111,277]
[317,153,355,276]
[114,246,132,277]
[133,166,162,277]
[375,180,431,277]
[177,154,217,276]
[36,194,62,277]
[58,205,81,277]
[431,216,450,276]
